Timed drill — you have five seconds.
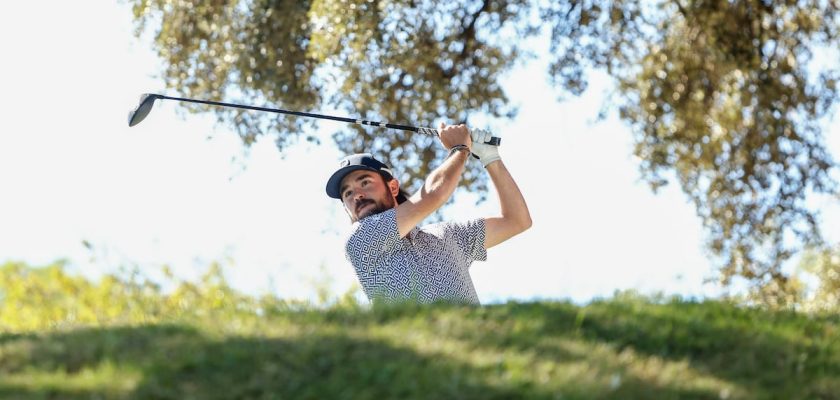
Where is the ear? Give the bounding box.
[387,178,400,198]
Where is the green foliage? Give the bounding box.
[128,0,528,197]
[1,262,839,399]
[0,261,314,331]
[797,245,840,311]
[544,0,840,300]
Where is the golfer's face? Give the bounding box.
[340,170,395,222]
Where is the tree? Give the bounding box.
[542,0,840,302]
[128,0,840,302]
[129,0,529,192]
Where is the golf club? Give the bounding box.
[128,93,501,146]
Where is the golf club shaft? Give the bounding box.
[156,95,500,145]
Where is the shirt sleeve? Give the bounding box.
[345,208,401,272]
[443,218,487,263]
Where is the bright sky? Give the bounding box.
[1,1,838,304]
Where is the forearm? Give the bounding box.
[421,150,469,208]
[480,158,531,248]
[394,124,471,237]
[487,160,531,230]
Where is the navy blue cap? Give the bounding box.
[326,153,397,199]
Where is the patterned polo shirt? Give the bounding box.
[345,208,487,304]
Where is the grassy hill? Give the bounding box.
[0,261,838,399]
[1,295,838,399]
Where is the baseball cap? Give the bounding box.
[325,153,408,203]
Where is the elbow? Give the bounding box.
[515,213,532,234]
[503,207,531,236]
[521,214,533,233]
[516,200,532,233]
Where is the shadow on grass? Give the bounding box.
[0,385,103,400]
[0,322,532,399]
[454,300,840,399]
[1,301,837,399]
[578,300,839,397]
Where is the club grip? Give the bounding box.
[416,127,501,146]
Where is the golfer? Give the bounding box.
[325,123,531,304]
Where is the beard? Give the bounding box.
[355,195,396,221]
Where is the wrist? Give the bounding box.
[448,144,471,158]
[479,153,501,168]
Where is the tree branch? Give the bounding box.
[458,0,490,61]
[672,0,689,20]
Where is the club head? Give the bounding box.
[127,93,161,127]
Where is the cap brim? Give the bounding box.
[326,165,378,199]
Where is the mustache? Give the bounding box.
[355,199,374,212]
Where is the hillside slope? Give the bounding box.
[1,297,838,399]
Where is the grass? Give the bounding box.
[0,296,838,399]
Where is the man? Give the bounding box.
[325,123,531,304]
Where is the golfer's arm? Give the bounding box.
[483,160,531,249]
[395,151,469,238]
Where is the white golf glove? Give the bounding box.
[470,128,501,167]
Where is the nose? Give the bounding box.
[352,193,368,208]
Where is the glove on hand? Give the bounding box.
[470,128,501,167]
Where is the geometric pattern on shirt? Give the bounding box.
[345,208,487,305]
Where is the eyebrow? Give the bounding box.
[340,172,376,194]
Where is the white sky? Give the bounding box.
[1,1,838,304]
